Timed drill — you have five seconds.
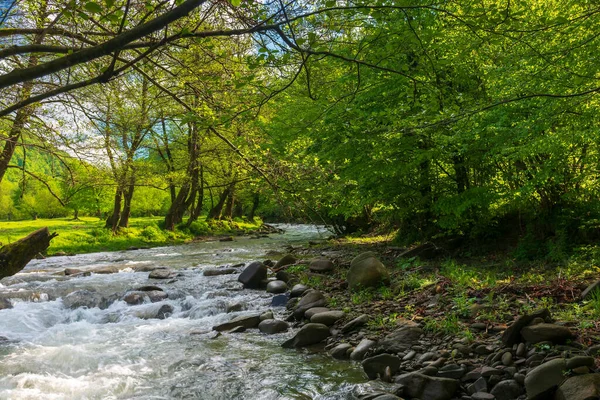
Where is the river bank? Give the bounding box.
[2,225,600,399]
[247,236,600,399]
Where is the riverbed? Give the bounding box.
[0,225,366,400]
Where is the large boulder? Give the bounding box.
[293,290,326,318]
[274,254,296,269]
[281,323,330,348]
[309,258,335,273]
[362,354,402,380]
[520,323,574,344]
[377,320,423,353]
[555,373,600,400]
[395,372,459,400]
[212,314,261,332]
[347,252,389,289]
[237,262,267,289]
[524,358,567,399]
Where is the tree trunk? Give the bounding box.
[164,183,190,231]
[207,185,232,220]
[105,188,123,231]
[118,179,135,228]
[0,227,57,279]
[249,192,259,221]
[223,187,235,220]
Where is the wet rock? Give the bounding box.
[395,372,459,400]
[363,354,402,380]
[123,292,144,305]
[555,373,600,400]
[524,358,566,399]
[266,280,288,294]
[490,379,522,400]
[237,262,267,289]
[259,310,273,321]
[274,254,296,269]
[293,290,326,319]
[203,268,237,276]
[501,309,551,346]
[64,268,82,275]
[271,294,289,307]
[229,326,245,333]
[351,339,377,361]
[290,284,309,298]
[258,319,289,334]
[134,264,162,272]
[311,310,345,326]
[342,314,369,333]
[62,290,103,309]
[281,323,331,348]
[0,298,12,310]
[137,304,174,319]
[437,364,464,380]
[501,352,513,366]
[347,252,390,289]
[520,323,574,344]
[91,266,119,274]
[149,268,173,279]
[134,285,163,292]
[226,302,245,313]
[378,320,423,353]
[309,258,335,273]
[330,343,353,359]
[212,314,261,332]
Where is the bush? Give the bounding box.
[188,221,210,236]
[140,225,164,241]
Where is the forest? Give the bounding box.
[1,0,600,260]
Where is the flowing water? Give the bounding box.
[0,225,368,400]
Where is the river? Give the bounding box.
[0,224,367,400]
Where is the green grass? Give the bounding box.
[0,216,262,255]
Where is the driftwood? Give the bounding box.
[0,227,57,279]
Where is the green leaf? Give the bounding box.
[84,1,103,14]
[231,0,241,6]
[105,0,115,7]
[325,0,336,7]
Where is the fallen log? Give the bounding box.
[0,227,57,279]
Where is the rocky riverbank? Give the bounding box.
[214,243,600,400]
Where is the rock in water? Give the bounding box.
[330,343,353,359]
[309,258,335,273]
[62,290,103,309]
[258,319,289,334]
[520,323,574,344]
[362,354,402,380]
[237,261,267,289]
[555,373,600,400]
[212,314,261,332]
[274,254,296,269]
[281,323,330,348]
[395,372,459,400]
[293,290,326,318]
[203,268,237,276]
[149,268,172,279]
[347,252,390,289]
[266,280,288,294]
[0,298,12,310]
[271,294,289,307]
